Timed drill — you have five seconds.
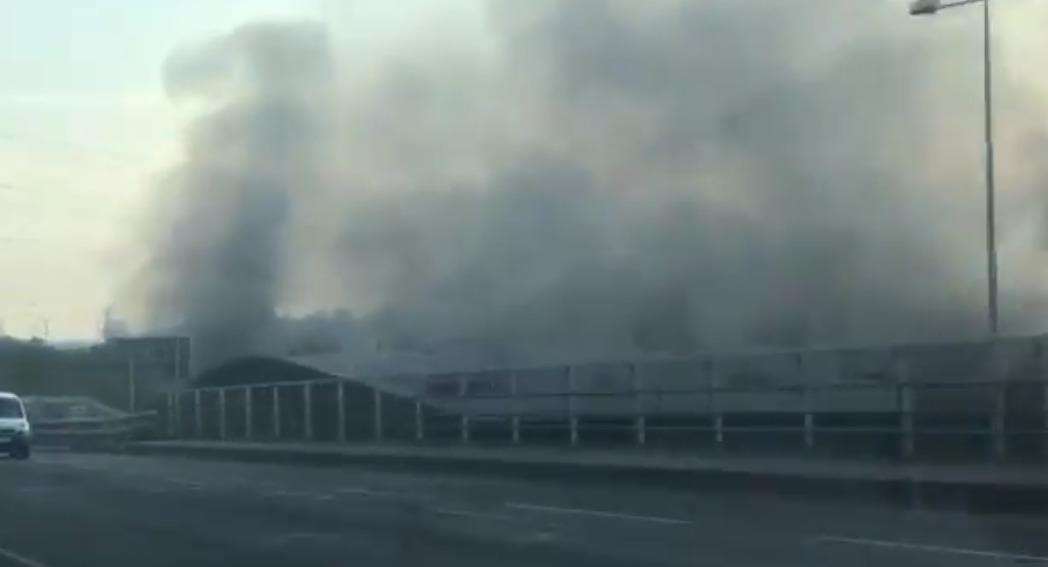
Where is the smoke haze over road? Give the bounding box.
[125,1,1048,370]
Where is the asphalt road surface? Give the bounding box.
[0,450,1046,567]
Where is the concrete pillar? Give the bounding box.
[244,387,253,440]
[373,389,383,442]
[194,389,202,438]
[336,381,346,443]
[304,382,313,441]
[273,386,281,439]
[218,388,227,440]
[511,373,521,445]
[415,400,424,441]
[632,364,645,446]
[897,361,915,459]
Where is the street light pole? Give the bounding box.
[910,0,998,335]
[982,0,999,336]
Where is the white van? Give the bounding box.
[0,392,31,459]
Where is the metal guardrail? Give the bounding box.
[32,412,158,444]
[168,375,1048,460]
[23,396,160,444]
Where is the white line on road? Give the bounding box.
[265,490,316,498]
[814,535,1048,563]
[337,487,399,498]
[14,487,56,495]
[163,479,203,490]
[0,545,51,567]
[434,508,518,522]
[505,502,693,526]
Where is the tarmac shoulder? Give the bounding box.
[125,440,1048,513]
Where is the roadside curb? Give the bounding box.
[123,441,1048,515]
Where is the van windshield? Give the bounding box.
[0,398,23,419]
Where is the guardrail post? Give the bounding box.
[1043,381,1048,460]
[803,383,815,450]
[414,400,424,441]
[194,389,202,438]
[458,376,470,443]
[167,392,176,437]
[273,386,281,439]
[709,360,723,446]
[897,362,914,459]
[511,373,521,445]
[304,382,313,441]
[173,392,182,438]
[244,387,253,440]
[336,381,346,443]
[460,414,470,443]
[128,357,136,413]
[567,366,579,447]
[373,389,383,442]
[992,381,1007,461]
[218,388,227,440]
[632,364,645,446]
[988,348,1010,461]
[1038,342,1048,460]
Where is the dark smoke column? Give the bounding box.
[144,22,332,370]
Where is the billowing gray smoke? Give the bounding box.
[133,1,1048,371]
[139,22,333,367]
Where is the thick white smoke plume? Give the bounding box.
[128,1,1048,370]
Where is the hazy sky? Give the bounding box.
[0,0,432,340]
[2,0,1047,344]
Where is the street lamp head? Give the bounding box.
[909,0,941,15]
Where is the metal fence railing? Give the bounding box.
[166,375,1048,461]
[24,395,158,446]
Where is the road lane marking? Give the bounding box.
[272,532,339,545]
[814,535,1048,563]
[433,508,517,522]
[163,479,203,490]
[0,545,51,567]
[265,490,316,498]
[337,487,399,498]
[14,487,56,495]
[505,502,693,526]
